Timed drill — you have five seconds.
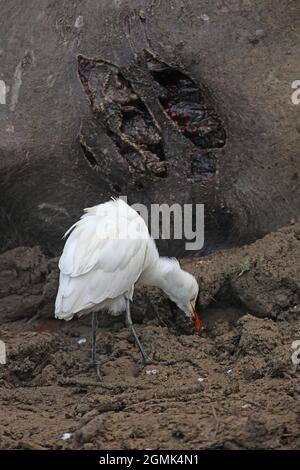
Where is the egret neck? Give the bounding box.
[140,256,202,332]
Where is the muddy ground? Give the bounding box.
[0,222,300,450]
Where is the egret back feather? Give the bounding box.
[55,199,158,319]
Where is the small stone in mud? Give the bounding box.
[75,403,92,416]
[146,368,158,375]
[75,416,104,444]
[77,338,87,345]
[139,10,146,21]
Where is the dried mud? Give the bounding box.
[0,222,300,450]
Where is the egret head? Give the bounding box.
[176,271,202,332]
[163,261,202,332]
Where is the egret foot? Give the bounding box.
[86,361,103,380]
[125,297,151,364]
[138,354,155,366]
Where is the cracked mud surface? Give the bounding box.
[0,223,300,449]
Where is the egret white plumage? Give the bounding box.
[55,198,202,364]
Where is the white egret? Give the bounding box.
[55,198,202,364]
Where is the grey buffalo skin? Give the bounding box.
[0,0,299,257]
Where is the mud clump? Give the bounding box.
[0,247,58,321]
[187,220,300,319]
[0,222,299,449]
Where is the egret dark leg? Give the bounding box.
[91,312,98,365]
[125,297,151,364]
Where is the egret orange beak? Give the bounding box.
[192,306,203,333]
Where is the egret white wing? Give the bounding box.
[55,199,154,319]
